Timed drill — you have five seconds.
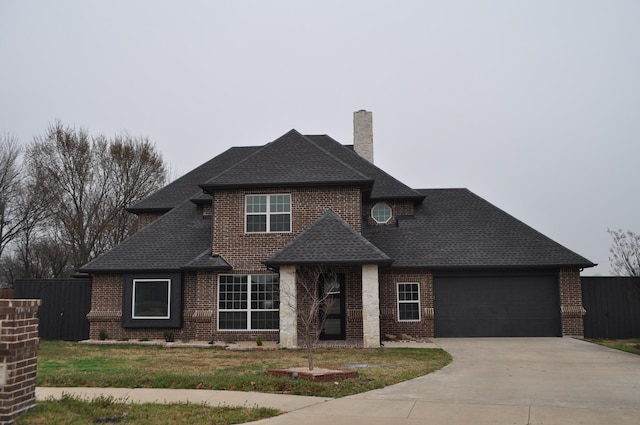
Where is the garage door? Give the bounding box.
[434,275,561,337]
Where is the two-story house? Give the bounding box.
[80,111,594,347]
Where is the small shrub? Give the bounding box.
[164,330,175,342]
[98,329,109,341]
[256,335,263,346]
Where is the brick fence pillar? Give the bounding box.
[0,299,41,424]
[559,268,586,338]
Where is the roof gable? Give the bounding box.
[265,209,392,266]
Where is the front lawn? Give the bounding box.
[36,341,452,398]
[18,394,279,425]
[590,339,640,355]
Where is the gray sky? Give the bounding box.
[1,1,638,276]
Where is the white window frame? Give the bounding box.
[397,282,421,322]
[132,278,171,320]
[371,202,392,224]
[245,194,292,233]
[218,274,280,331]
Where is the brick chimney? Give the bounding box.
[353,110,373,163]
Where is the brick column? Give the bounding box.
[0,299,41,424]
[559,267,586,338]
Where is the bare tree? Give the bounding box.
[25,122,167,271]
[0,134,25,261]
[292,266,339,370]
[608,229,640,277]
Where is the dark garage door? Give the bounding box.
[434,275,561,337]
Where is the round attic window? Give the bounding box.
[371,203,392,224]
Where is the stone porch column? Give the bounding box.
[362,264,381,348]
[279,265,297,348]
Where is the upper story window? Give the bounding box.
[245,194,291,233]
[371,202,392,224]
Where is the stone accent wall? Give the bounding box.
[379,269,434,338]
[213,186,362,270]
[0,299,40,424]
[365,200,415,226]
[559,267,586,338]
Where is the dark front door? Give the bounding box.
[320,273,345,340]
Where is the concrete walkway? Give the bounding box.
[36,386,330,412]
[36,338,640,425]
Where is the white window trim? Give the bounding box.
[245,194,292,233]
[397,282,421,322]
[132,278,171,320]
[218,274,280,331]
[371,202,392,224]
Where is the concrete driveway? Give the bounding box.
[256,338,640,425]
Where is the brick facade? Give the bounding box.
[365,200,414,226]
[0,299,40,424]
[135,212,164,231]
[213,186,362,270]
[559,267,586,338]
[88,185,587,343]
[379,269,434,338]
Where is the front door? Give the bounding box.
[320,273,345,340]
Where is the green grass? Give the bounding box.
[17,394,279,425]
[36,341,452,398]
[590,339,640,355]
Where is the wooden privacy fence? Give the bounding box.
[13,278,92,341]
[581,276,640,339]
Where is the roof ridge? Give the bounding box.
[201,131,295,185]
[200,130,373,189]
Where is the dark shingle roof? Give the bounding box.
[80,200,230,272]
[306,135,425,201]
[265,209,392,266]
[363,188,595,269]
[201,130,373,190]
[128,146,260,213]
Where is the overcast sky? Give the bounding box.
[1,1,638,276]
